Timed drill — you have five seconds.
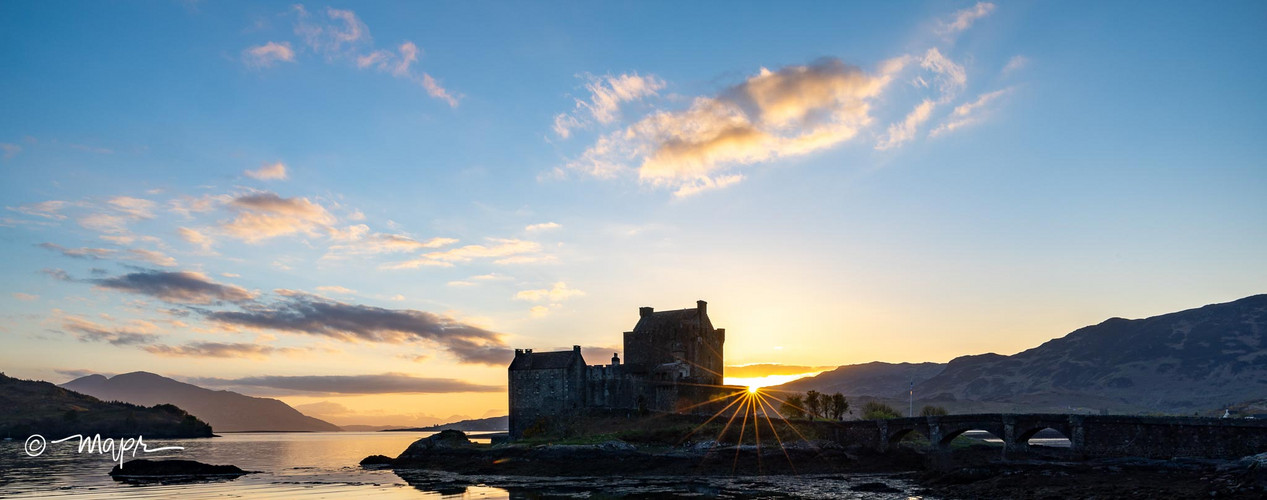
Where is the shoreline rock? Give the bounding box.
[109,459,256,483]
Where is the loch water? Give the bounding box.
[0,431,928,499]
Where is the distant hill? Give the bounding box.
[386,415,508,432]
[775,294,1267,415]
[62,372,341,432]
[774,361,946,397]
[0,373,212,438]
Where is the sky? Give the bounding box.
[1,1,1264,426]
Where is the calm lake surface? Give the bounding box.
[0,431,928,499]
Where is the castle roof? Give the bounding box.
[632,307,713,335]
[508,349,583,371]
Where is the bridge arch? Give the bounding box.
[938,427,1005,448]
[1016,426,1072,448]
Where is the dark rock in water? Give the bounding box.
[109,459,253,483]
[396,429,477,461]
[360,454,393,466]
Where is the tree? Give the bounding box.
[781,394,806,419]
[805,390,823,419]
[828,393,849,420]
[920,405,948,416]
[861,401,902,420]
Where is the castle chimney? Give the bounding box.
[612,352,620,366]
[573,345,581,353]
[515,348,523,355]
[640,306,653,317]
[697,300,707,315]
[525,349,532,354]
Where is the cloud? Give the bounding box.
[178,227,215,253]
[515,281,585,302]
[41,268,71,281]
[291,5,459,107]
[37,242,175,267]
[202,292,511,364]
[325,225,457,257]
[245,162,288,180]
[8,200,68,220]
[384,238,542,269]
[562,57,907,196]
[316,285,356,295]
[107,196,157,219]
[144,342,300,359]
[78,213,130,236]
[876,99,936,150]
[529,305,550,318]
[93,270,255,304]
[220,192,336,242]
[12,292,38,301]
[190,372,500,394]
[56,369,113,380]
[294,5,368,56]
[242,41,295,68]
[1,143,21,159]
[447,281,475,287]
[62,315,161,346]
[930,87,1012,137]
[554,73,666,138]
[524,222,561,232]
[38,242,114,259]
[1002,55,1028,74]
[671,173,745,198]
[920,48,966,102]
[938,2,995,36]
[471,273,512,281]
[126,248,178,267]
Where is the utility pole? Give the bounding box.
[909,378,914,417]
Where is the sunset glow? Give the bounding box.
[1,1,1264,427]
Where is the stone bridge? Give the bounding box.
[827,414,1267,459]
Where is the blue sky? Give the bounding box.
[1,1,1264,425]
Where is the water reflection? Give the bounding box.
[1,432,926,499]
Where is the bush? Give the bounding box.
[920,405,948,416]
[861,402,902,420]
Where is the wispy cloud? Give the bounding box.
[876,99,936,150]
[1,143,21,160]
[8,200,68,220]
[93,270,255,304]
[190,372,500,394]
[384,238,543,269]
[1002,55,1028,75]
[178,227,216,253]
[12,292,38,301]
[938,2,996,36]
[316,285,355,295]
[107,196,157,219]
[325,225,457,258]
[245,162,288,180]
[554,73,666,138]
[62,315,161,346]
[242,41,295,68]
[930,87,1013,137]
[524,222,561,232]
[515,281,585,302]
[203,291,511,364]
[145,342,301,359]
[286,5,460,107]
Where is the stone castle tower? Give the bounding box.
[508,300,729,439]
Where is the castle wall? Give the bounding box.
[508,364,585,438]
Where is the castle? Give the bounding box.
[508,300,734,439]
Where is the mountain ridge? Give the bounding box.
[62,371,341,432]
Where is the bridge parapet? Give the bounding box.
[828,413,1267,459]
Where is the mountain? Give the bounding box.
[774,361,946,397]
[62,372,341,432]
[385,415,509,432]
[775,294,1267,414]
[0,372,212,438]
